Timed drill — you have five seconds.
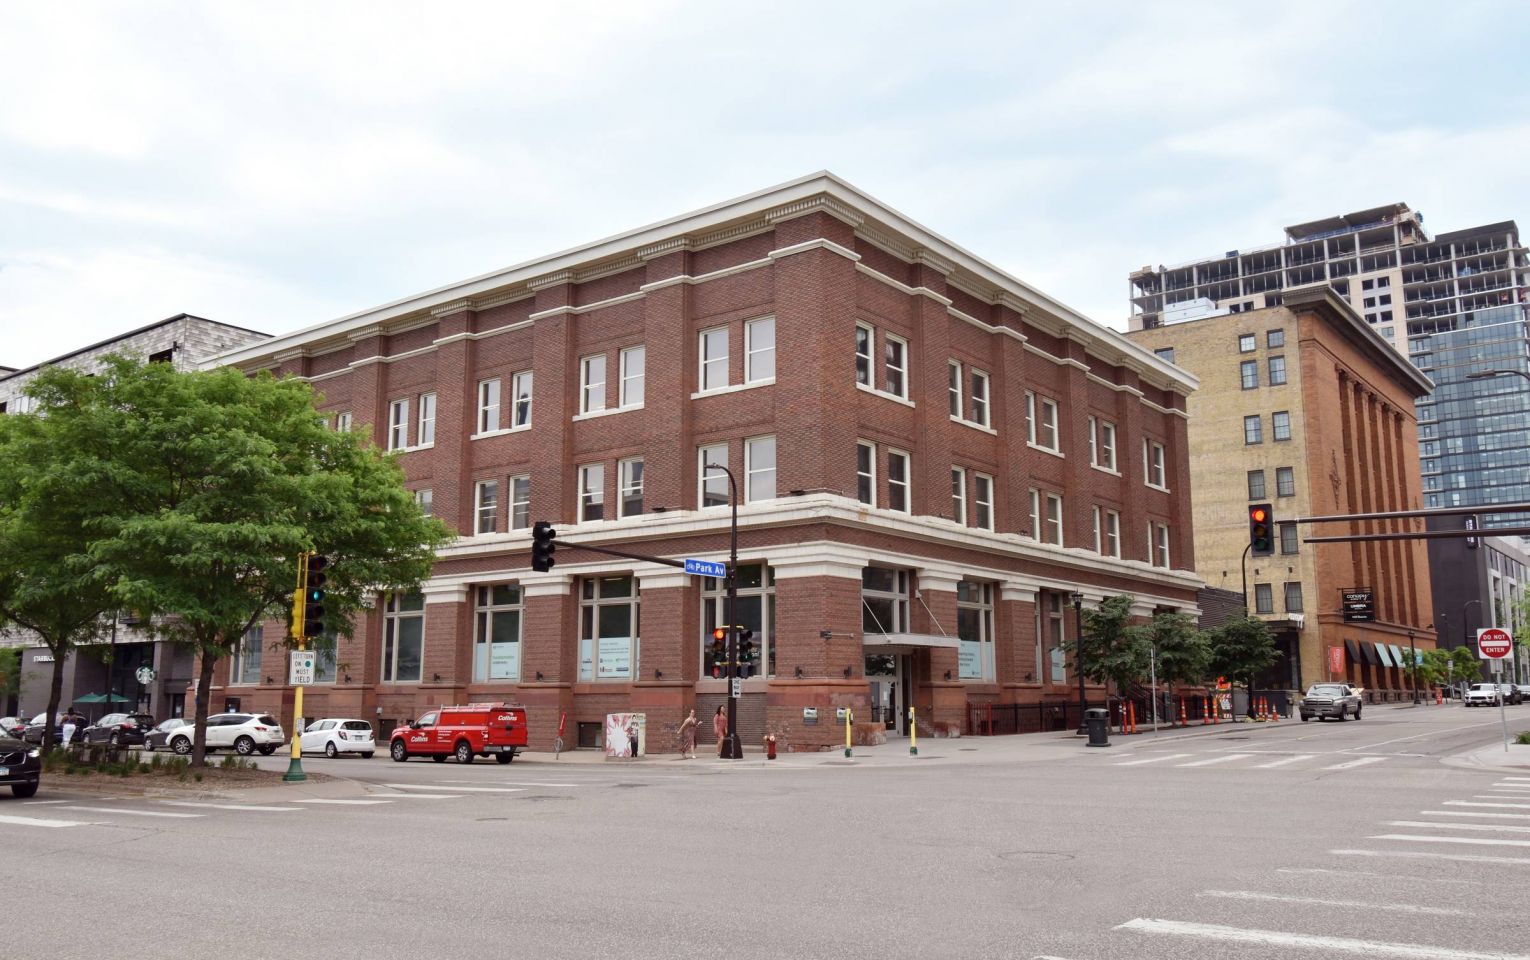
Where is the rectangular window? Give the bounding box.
[1089,418,1117,471]
[957,581,994,681]
[477,379,501,434]
[974,473,994,531]
[1044,493,1063,546]
[382,592,425,683]
[856,441,876,506]
[1279,522,1298,555]
[1254,583,1274,614]
[579,463,605,522]
[620,346,645,407]
[1029,488,1040,540]
[970,370,990,427]
[699,443,729,508]
[510,475,530,530]
[1276,466,1296,497]
[580,355,606,414]
[1104,508,1121,558]
[1154,347,1175,363]
[474,585,522,682]
[703,564,776,679]
[884,334,908,399]
[388,398,409,451]
[745,317,774,383]
[1240,360,1259,390]
[855,324,874,386]
[618,458,643,518]
[414,488,433,517]
[580,576,639,681]
[1244,415,1263,445]
[1144,440,1167,489]
[948,361,962,418]
[1028,393,1060,451]
[416,392,436,446]
[335,411,352,432]
[1044,592,1066,683]
[475,479,499,534]
[1268,356,1287,385]
[1152,523,1170,568]
[887,449,910,513]
[745,435,776,503]
[232,627,263,685]
[511,370,533,427]
[951,467,967,525]
[1272,410,1292,441]
[1247,470,1266,500]
[700,327,729,392]
[1238,334,1256,352]
[1267,329,1284,348]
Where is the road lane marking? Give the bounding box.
[1116,917,1530,959]
[1449,801,1530,809]
[1388,820,1530,834]
[291,798,392,805]
[1343,721,1505,751]
[1276,866,1479,886]
[158,801,300,812]
[1497,777,1530,782]
[0,813,97,828]
[19,799,70,805]
[1332,847,1530,866]
[1112,753,1190,766]
[1423,810,1530,820]
[440,780,579,787]
[383,783,524,793]
[1175,754,1252,767]
[374,793,462,799]
[1197,889,1478,916]
[1474,796,1530,801]
[1321,756,1388,770]
[1251,754,1314,768]
[59,806,201,819]
[1371,834,1530,848]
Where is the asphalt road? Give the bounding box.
[5,703,1529,960]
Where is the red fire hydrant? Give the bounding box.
[765,734,777,760]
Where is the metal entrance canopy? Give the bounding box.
[863,632,959,650]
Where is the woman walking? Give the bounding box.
[713,705,727,758]
[677,709,698,759]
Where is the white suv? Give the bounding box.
[168,713,286,756]
[1464,683,1504,707]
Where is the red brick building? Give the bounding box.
[209,173,1201,751]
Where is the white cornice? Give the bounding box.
[527,270,574,290]
[430,299,474,318]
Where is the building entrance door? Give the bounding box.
[865,653,911,736]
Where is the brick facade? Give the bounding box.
[206,174,1201,751]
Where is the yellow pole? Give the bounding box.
[283,553,308,782]
[908,706,917,756]
[844,707,852,758]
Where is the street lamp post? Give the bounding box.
[1408,629,1418,705]
[1070,591,1086,733]
[1464,598,1484,691]
[705,461,743,760]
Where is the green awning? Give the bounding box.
[74,693,133,704]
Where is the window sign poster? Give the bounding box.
[490,642,520,680]
[597,637,631,678]
[958,641,981,680]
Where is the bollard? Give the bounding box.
[1084,707,1111,748]
[844,707,853,759]
[908,706,917,756]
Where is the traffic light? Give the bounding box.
[1248,503,1274,556]
[737,628,755,678]
[531,521,557,572]
[302,554,328,639]
[710,626,727,678]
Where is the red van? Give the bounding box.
[388,702,528,764]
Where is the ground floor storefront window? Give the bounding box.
[475,585,522,681]
[581,576,639,680]
[701,564,775,678]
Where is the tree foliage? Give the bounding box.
[1206,616,1280,715]
[1078,595,1150,694]
[17,357,452,765]
[1139,609,1211,687]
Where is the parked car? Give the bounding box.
[1465,683,1504,707]
[300,718,376,759]
[80,712,157,748]
[0,731,42,798]
[142,718,190,752]
[1299,683,1363,721]
[1499,684,1523,705]
[166,714,285,756]
[0,717,25,739]
[389,702,527,764]
[21,713,80,746]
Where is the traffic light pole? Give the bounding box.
[710,464,744,760]
[283,554,308,784]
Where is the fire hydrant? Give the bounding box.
[764,734,777,760]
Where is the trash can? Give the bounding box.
[1084,707,1111,748]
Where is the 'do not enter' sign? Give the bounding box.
[1477,627,1513,659]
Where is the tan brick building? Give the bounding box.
[206,173,1202,751]
[1129,286,1436,697]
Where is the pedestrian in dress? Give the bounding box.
[677,709,698,759]
[713,705,727,758]
[60,712,78,749]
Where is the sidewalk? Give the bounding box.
[1446,740,1530,773]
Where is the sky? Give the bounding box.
[2,1,1528,369]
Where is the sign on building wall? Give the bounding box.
[1327,646,1345,675]
[1341,588,1374,623]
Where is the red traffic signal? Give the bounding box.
[1248,503,1274,556]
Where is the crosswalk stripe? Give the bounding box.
[0,813,94,829]
[59,806,201,819]
[1322,756,1388,770]
[1474,796,1530,801]
[1448,801,1530,809]
[1112,753,1190,766]
[1197,889,1477,916]
[1371,834,1530,848]
[375,793,461,799]
[158,801,299,812]
[291,798,392,805]
[383,783,523,793]
[1176,754,1252,767]
[1117,917,1530,959]
[440,780,579,787]
[1252,754,1314,768]
[1333,847,1530,867]
[1423,810,1530,820]
[1388,820,1530,834]
[1489,784,1530,790]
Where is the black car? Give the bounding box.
[80,713,156,748]
[142,718,190,752]
[0,733,42,798]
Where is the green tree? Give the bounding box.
[1139,609,1211,688]
[26,357,453,766]
[1206,616,1280,718]
[0,376,121,748]
[1078,595,1151,696]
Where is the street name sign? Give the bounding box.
[289,651,316,686]
[1477,627,1512,659]
[683,558,727,578]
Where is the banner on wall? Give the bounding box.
[1327,645,1344,675]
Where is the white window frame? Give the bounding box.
[883,334,908,399]
[970,370,990,427]
[1029,488,1041,540]
[510,475,530,530]
[1027,392,1060,452]
[1090,418,1117,472]
[745,317,775,384]
[1044,493,1063,546]
[580,355,606,414]
[856,440,876,507]
[620,346,645,408]
[382,592,425,684]
[417,392,436,447]
[973,473,994,531]
[702,564,776,679]
[699,326,729,392]
[387,398,409,451]
[231,627,263,685]
[511,370,533,428]
[887,449,910,514]
[414,488,433,517]
[619,457,644,518]
[477,378,501,434]
[578,463,605,522]
[579,576,639,681]
[744,435,776,504]
[474,479,499,535]
[948,360,963,419]
[699,443,729,508]
[474,585,523,682]
[951,466,967,525]
[855,323,874,387]
[1093,506,1120,558]
[1153,523,1171,568]
[1144,439,1168,490]
[335,411,352,432]
[956,581,995,681]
